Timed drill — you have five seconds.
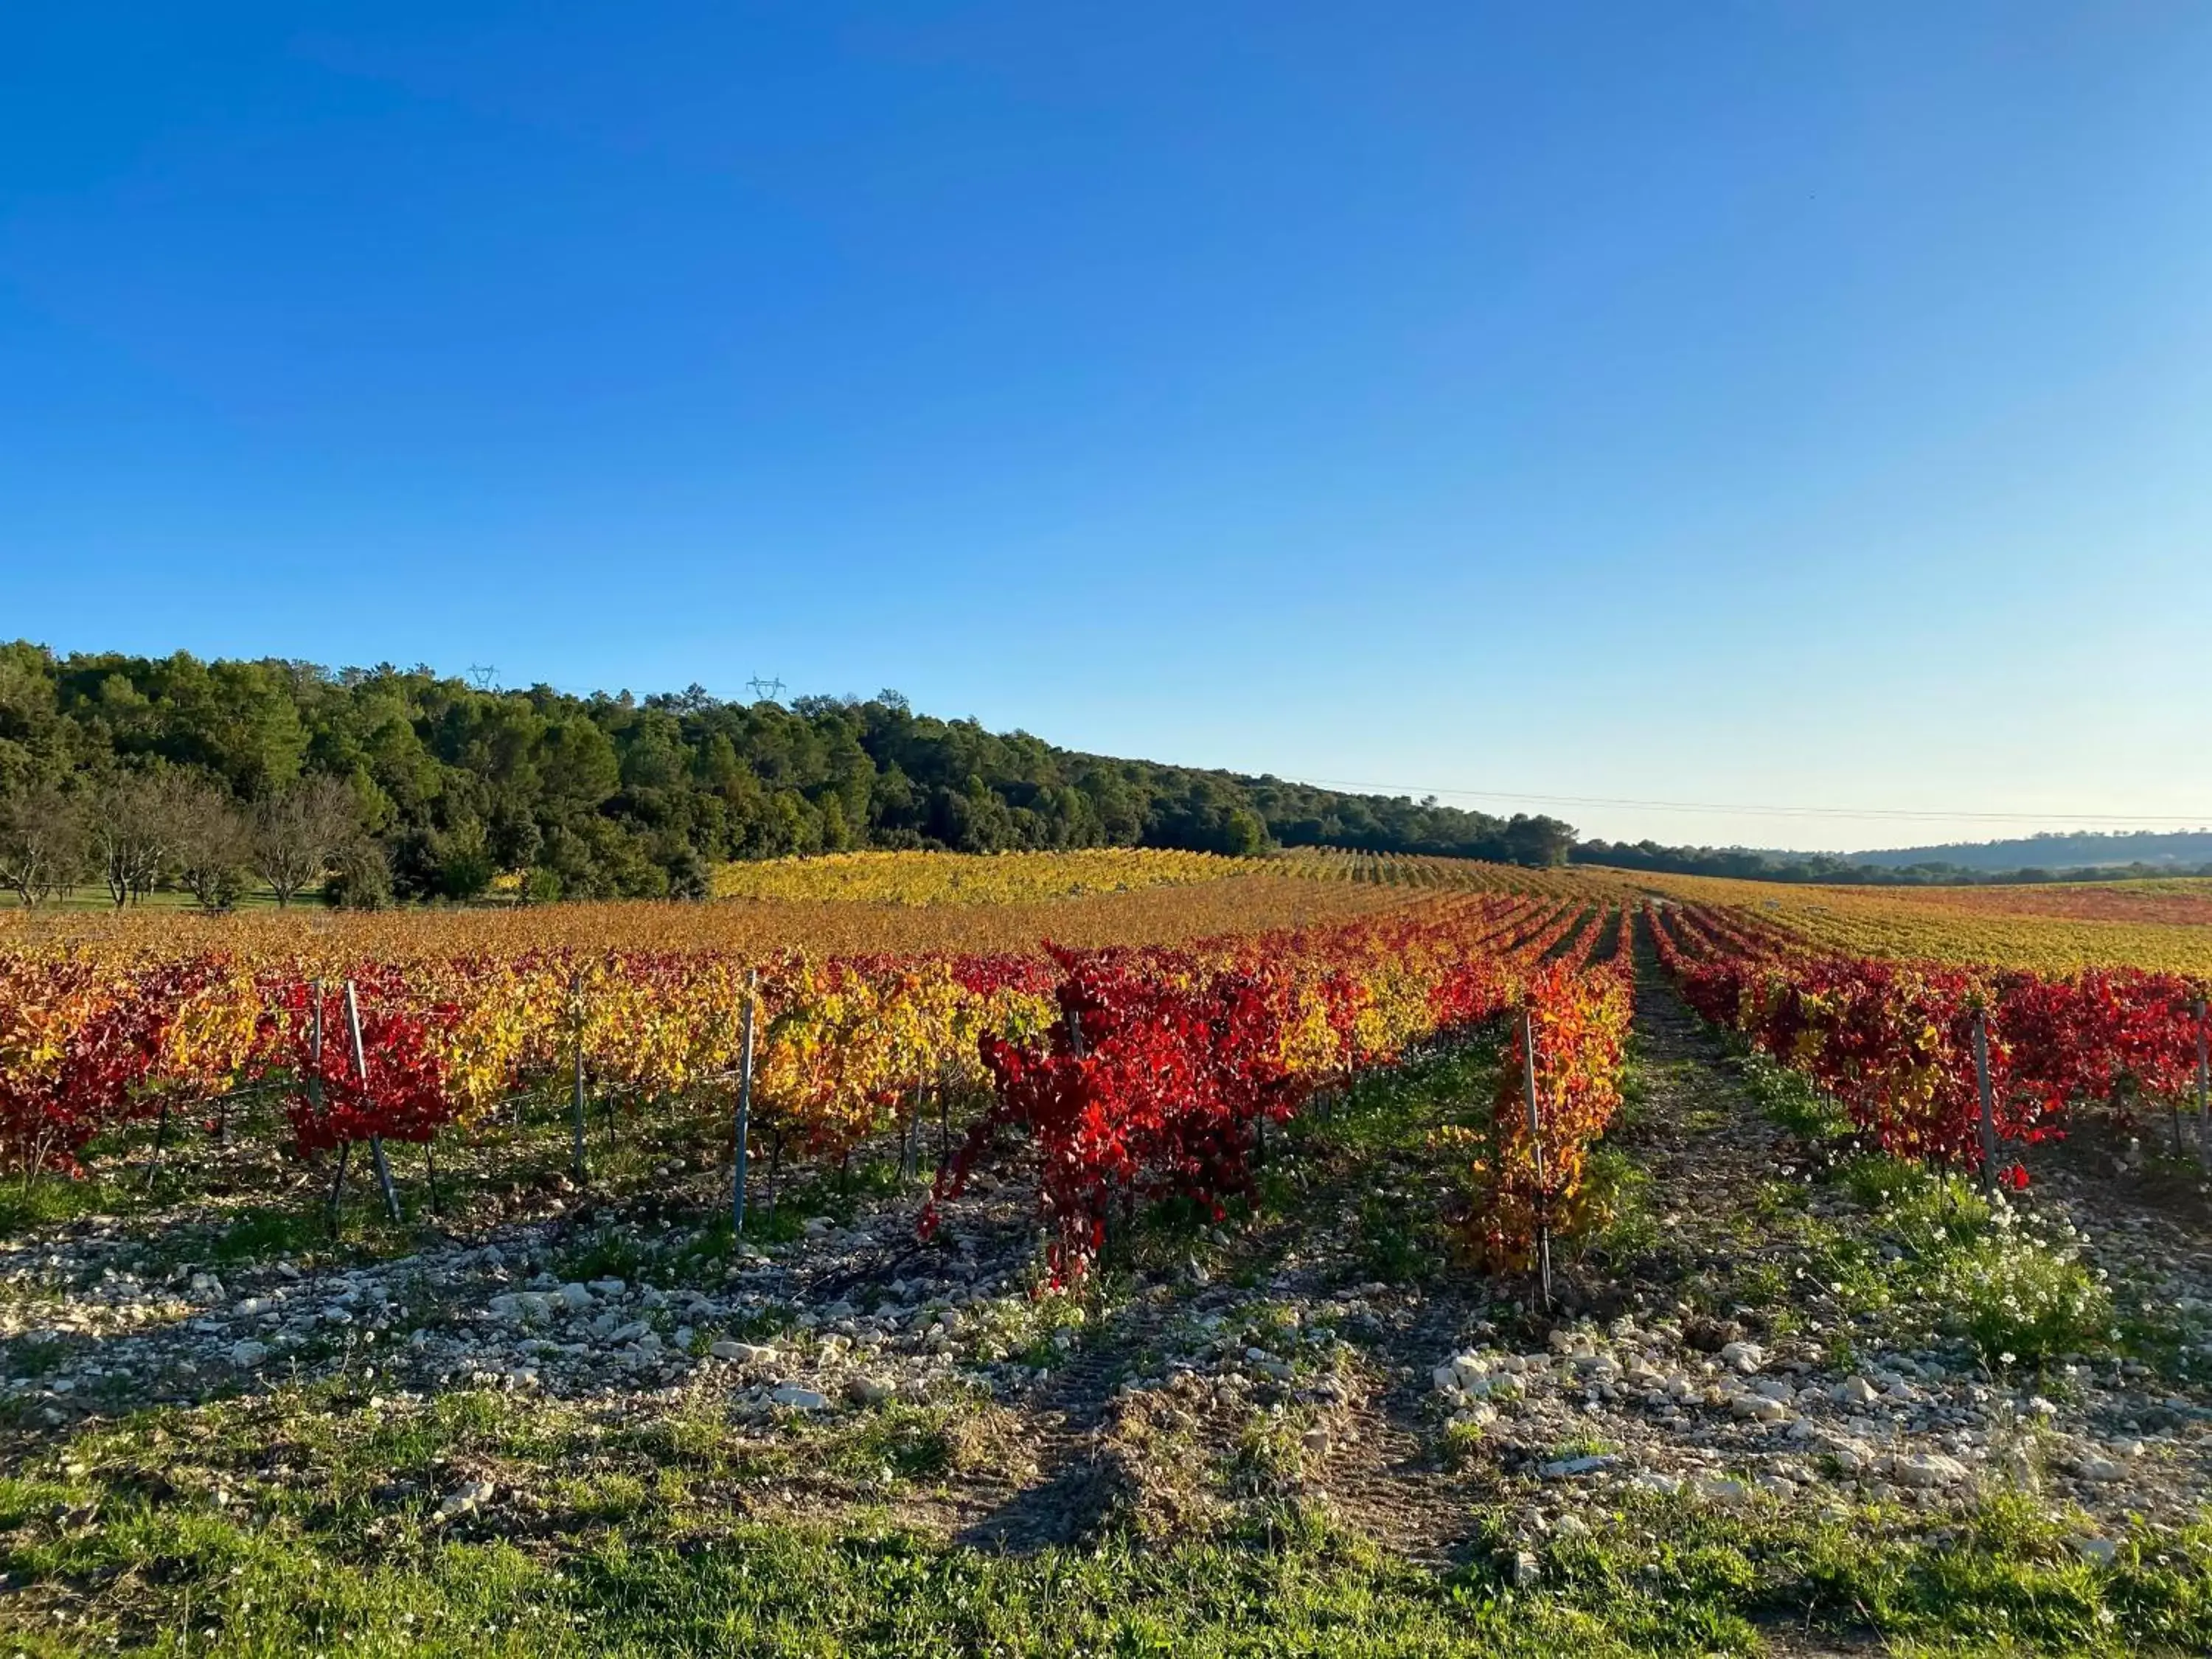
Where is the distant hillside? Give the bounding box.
[10,640,2202,905]
[1848,830,2212,872]
[1572,832,2212,886]
[0,641,1579,906]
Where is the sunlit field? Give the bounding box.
[1627,869,2212,976]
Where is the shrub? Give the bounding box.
[1930,1221,2111,1366]
[322,840,394,910]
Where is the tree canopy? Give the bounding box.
[0,643,1576,902]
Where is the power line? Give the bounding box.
[1291,778,2212,827]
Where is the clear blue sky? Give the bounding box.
[5,3,2209,850]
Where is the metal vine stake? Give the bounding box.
[1972,1008,1999,1199]
[345,979,403,1223]
[569,970,588,1183]
[1522,1005,1551,1311]
[2195,996,2209,1172]
[731,969,757,1237]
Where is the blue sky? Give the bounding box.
[4,3,2209,850]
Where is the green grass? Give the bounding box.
[1286,1040,1500,1162]
[1733,1046,1856,1141]
[4,1003,2208,1657]
[1276,1037,1500,1286]
[1077,1035,1501,1292]
[0,881,313,913]
[1541,1435,1618,1463]
[203,1206,337,1264]
[1929,1225,2115,1367]
[1801,1158,2110,1368]
[0,1081,844,1306]
[821,1405,960,1484]
[0,1168,140,1234]
[1352,1188,1433,1283]
[1228,1413,1307,1492]
[1436,1419,1489,1470]
[1715,1043,2118,1374]
[5,1382,2209,1657]
[1,1332,72,1377]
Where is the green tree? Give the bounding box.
[434,821,496,900]
[539,716,621,812]
[1220,807,1268,857]
[0,641,1630,898]
[323,839,394,909]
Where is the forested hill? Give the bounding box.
[0,644,1574,902]
[1847,830,2212,872]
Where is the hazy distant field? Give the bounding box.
[1629,868,2212,975]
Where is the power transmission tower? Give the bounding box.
[746,675,786,702]
[467,664,498,691]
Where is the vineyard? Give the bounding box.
[0,855,1632,1281]
[1641,881,2211,1186]
[1637,869,2212,977]
[5,852,2212,1655]
[706,847,1270,905]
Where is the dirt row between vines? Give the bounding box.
[6,925,2212,1650]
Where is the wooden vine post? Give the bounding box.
[1071,1006,1115,1259]
[731,969,757,1237]
[569,970,588,1183]
[309,984,325,1123]
[143,1095,170,1191]
[1972,1008,1999,1199]
[417,986,444,1220]
[321,982,353,1228]
[343,981,404,1223]
[1521,1005,1551,1311]
[2196,996,2209,1172]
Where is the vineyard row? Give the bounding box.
[1,894,1635,1279]
[1648,901,2212,1184]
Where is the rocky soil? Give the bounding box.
[6,942,2211,1579]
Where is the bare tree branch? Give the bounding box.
[0,785,87,908]
[170,778,250,910]
[251,777,358,906]
[92,773,189,909]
